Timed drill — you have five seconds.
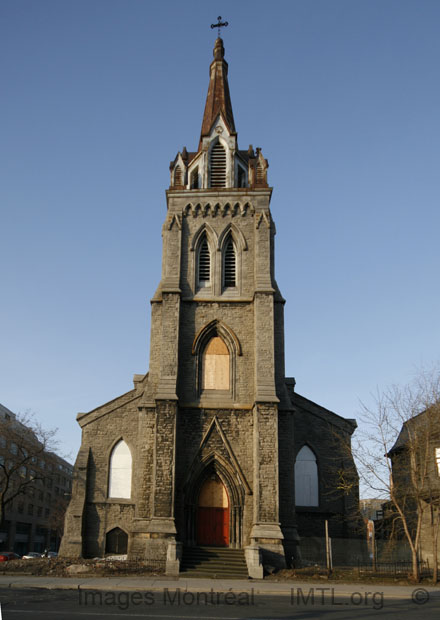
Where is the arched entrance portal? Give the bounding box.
[196,475,229,546]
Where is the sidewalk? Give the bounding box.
[0,574,439,600]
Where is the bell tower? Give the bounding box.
[138,35,292,568]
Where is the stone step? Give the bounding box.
[181,546,248,579]
[183,546,244,556]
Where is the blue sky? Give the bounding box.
[1,0,439,473]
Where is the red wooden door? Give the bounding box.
[196,476,229,546]
[196,507,229,546]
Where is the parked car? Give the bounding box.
[22,552,42,559]
[0,552,21,562]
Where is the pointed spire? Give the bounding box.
[199,38,236,149]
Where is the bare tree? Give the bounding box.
[48,494,70,541]
[0,411,58,534]
[353,367,440,582]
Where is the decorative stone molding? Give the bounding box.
[167,214,182,230]
[256,210,271,229]
[183,202,253,218]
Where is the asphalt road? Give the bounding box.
[0,587,439,620]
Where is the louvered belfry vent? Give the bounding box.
[223,237,236,287]
[174,166,182,186]
[210,142,226,187]
[198,238,211,284]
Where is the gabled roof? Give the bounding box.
[285,382,357,434]
[388,404,440,455]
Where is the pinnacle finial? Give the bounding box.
[213,37,225,60]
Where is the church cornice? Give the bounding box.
[166,188,272,198]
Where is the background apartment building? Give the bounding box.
[0,403,73,554]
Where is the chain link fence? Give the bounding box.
[297,536,414,570]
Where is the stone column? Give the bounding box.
[155,293,180,400]
[251,403,286,568]
[58,446,90,558]
[145,400,178,567]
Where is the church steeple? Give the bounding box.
[168,37,269,190]
[199,37,236,149]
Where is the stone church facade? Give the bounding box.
[60,37,360,575]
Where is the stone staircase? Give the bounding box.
[180,546,249,578]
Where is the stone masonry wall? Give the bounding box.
[78,398,141,556]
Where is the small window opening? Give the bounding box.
[191,167,199,189]
[105,527,128,555]
[237,166,246,188]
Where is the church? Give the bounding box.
[60,36,360,576]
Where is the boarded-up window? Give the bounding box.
[108,440,132,499]
[202,337,230,390]
[295,445,318,507]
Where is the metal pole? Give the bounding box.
[371,520,377,572]
[325,520,331,575]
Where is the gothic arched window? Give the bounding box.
[295,445,319,507]
[108,440,132,499]
[223,236,236,288]
[210,142,226,187]
[202,336,230,390]
[197,236,211,288]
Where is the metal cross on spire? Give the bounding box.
[211,16,228,37]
